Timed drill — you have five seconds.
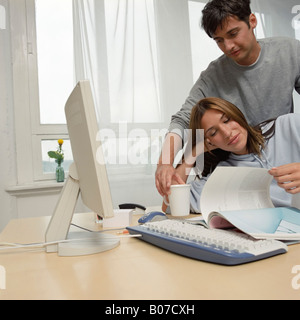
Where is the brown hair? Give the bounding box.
[202,0,252,38]
[190,97,266,176]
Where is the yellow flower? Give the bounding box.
[48,139,64,165]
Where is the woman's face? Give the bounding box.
[200,109,249,155]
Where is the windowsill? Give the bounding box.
[6,180,65,197]
[5,171,156,197]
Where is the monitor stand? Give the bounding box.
[45,164,120,257]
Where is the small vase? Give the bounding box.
[56,161,65,183]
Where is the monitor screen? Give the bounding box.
[45,80,119,256]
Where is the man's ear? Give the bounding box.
[249,13,258,30]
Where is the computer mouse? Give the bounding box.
[138,211,167,224]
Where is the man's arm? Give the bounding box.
[156,128,206,196]
[156,74,207,196]
[155,132,184,196]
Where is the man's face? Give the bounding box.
[212,14,260,66]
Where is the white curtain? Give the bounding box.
[73,0,161,125]
[72,0,194,207]
[73,0,111,124]
[73,0,168,207]
[105,0,161,123]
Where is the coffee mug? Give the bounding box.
[164,184,191,217]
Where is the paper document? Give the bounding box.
[201,167,274,220]
[199,167,300,240]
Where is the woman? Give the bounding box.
[178,97,300,213]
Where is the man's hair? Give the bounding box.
[201,0,252,38]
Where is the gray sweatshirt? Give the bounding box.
[190,113,300,212]
[169,37,300,136]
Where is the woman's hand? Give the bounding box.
[269,163,300,194]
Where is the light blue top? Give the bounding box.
[190,113,300,212]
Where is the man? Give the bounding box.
[156,0,300,197]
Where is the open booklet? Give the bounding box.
[193,167,300,241]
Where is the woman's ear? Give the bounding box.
[204,139,216,152]
[207,139,214,146]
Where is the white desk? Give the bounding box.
[0,213,300,300]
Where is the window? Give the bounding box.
[13,0,74,182]
[34,0,74,179]
[13,0,168,184]
[35,0,73,125]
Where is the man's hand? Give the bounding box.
[269,163,300,194]
[155,164,186,197]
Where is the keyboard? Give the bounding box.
[127,219,288,266]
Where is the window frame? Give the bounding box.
[27,0,69,181]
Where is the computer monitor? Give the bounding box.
[45,80,120,256]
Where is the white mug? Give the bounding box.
[164,184,191,217]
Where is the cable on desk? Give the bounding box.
[70,223,127,234]
[70,223,143,236]
[0,232,142,252]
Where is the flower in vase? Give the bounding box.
[48,139,64,166]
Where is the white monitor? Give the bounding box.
[45,80,119,256]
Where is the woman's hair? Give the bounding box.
[201,0,252,38]
[189,97,274,177]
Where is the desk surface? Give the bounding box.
[0,213,300,300]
